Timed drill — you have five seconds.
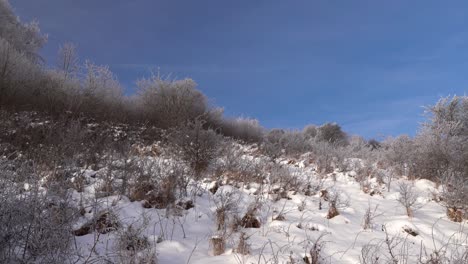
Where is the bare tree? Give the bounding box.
[57,42,78,79]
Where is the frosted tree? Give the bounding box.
[383,135,415,177]
[57,42,78,79]
[83,60,123,117]
[0,0,47,62]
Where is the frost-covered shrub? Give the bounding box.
[268,163,301,197]
[0,159,75,263]
[261,129,310,159]
[220,117,264,143]
[325,188,349,219]
[213,189,240,232]
[381,135,415,177]
[115,222,157,264]
[280,130,309,156]
[131,159,188,208]
[168,118,222,179]
[316,122,348,146]
[261,129,285,160]
[137,75,208,129]
[311,141,336,174]
[82,61,124,119]
[411,96,468,181]
[302,124,318,140]
[440,174,468,222]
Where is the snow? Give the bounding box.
[66,149,467,264]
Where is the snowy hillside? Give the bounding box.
[1,0,467,263]
[60,145,468,264]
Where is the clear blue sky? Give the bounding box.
[10,0,468,138]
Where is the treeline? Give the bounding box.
[0,1,263,141]
[0,1,359,148]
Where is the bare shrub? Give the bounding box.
[303,176,325,197]
[144,166,182,209]
[235,232,251,255]
[115,217,157,264]
[439,174,468,222]
[213,189,240,232]
[211,141,266,185]
[241,202,261,228]
[304,232,329,264]
[168,118,222,179]
[211,140,244,179]
[382,135,415,177]
[280,130,309,156]
[362,203,381,230]
[268,164,301,198]
[261,129,285,161]
[210,235,226,256]
[0,160,75,263]
[312,141,337,174]
[326,188,349,219]
[419,221,468,263]
[360,243,381,264]
[396,182,419,218]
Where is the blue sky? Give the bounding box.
[10,0,468,138]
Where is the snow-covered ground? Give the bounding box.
[68,150,468,264]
